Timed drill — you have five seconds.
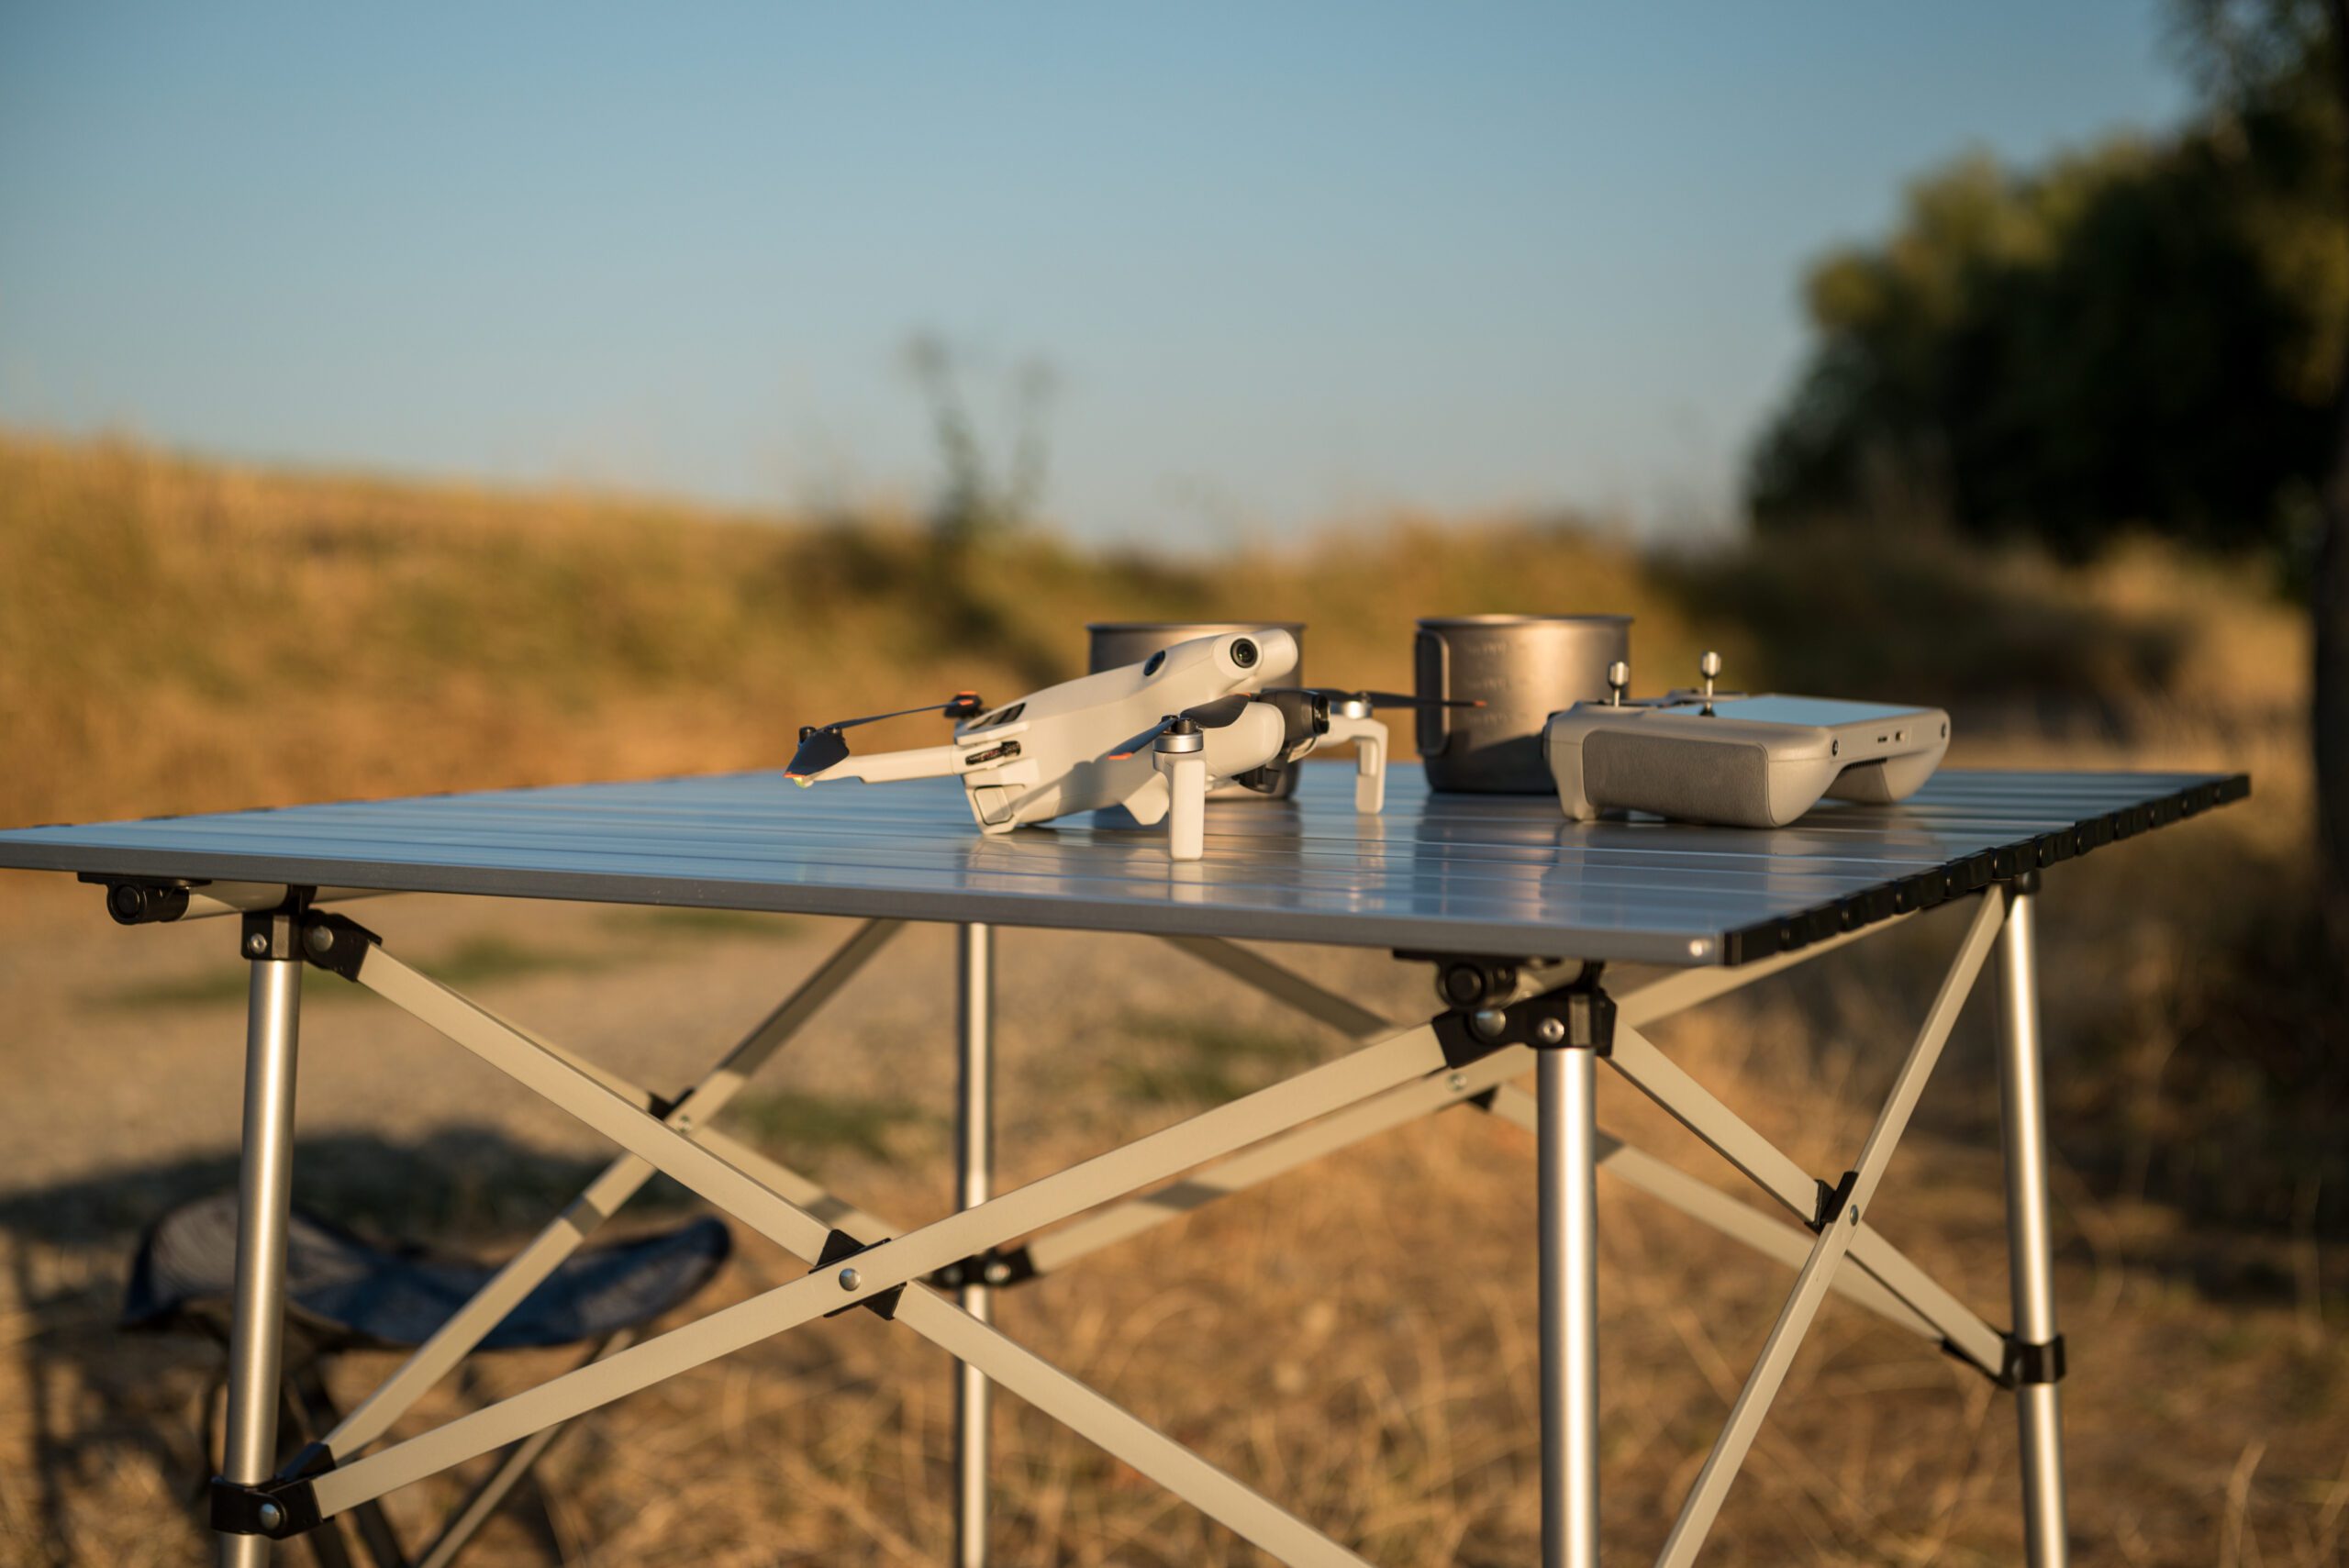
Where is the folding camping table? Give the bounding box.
[0,763,2248,1568]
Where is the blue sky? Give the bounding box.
[0,3,2189,545]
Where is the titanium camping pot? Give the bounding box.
[1415,614,1632,793]
[1087,621,1307,800]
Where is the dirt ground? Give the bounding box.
[0,863,2342,1566]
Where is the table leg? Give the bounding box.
[220,916,305,1568]
[1538,1041,1599,1567]
[956,922,996,1568]
[1998,877,2069,1567]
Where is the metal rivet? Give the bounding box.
[984,1260,1011,1284]
[1688,939,1710,959]
[1847,1207,1860,1226]
[1469,1006,1508,1040]
[1534,1016,1566,1045]
[256,1501,285,1532]
[244,931,269,957]
[1447,1072,1468,1093]
[303,923,332,955]
[837,1267,861,1291]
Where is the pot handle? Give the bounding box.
[1413,630,1451,756]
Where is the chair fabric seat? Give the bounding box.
[124,1191,730,1351]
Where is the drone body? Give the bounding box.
[786,628,1427,860]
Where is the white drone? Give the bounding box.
[785,628,1474,860]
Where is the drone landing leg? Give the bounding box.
[1319,715,1389,814]
[1163,757,1208,861]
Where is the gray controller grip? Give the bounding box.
[1582,731,1788,829]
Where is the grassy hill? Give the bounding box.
[0,428,2307,833]
[0,431,1673,826]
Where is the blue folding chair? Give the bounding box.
[126,1191,729,1567]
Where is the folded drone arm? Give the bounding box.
[810,742,967,784]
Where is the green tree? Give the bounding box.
[2170,0,2349,935]
[1753,0,2349,934]
[1750,33,2348,559]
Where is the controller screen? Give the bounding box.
[1702,696,1931,727]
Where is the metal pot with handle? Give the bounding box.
[1414,615,1631,793]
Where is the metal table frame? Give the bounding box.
[4,766,2244,1566]
[169,881,2057,1568]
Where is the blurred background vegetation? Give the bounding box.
[1753,2,2348,565]
[1745,0,2349,965]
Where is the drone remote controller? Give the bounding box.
[1542,653,1950,828]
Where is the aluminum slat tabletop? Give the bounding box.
[0,765,2248,966]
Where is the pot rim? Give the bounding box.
[1085,620,1308,634]
[1415,613,1632,628]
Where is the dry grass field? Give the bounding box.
[0,432,2340,1565]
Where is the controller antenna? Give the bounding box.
[1606,661,1630,706]
[1699,651,1721,701]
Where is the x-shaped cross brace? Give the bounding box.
[210,883,2061,1568]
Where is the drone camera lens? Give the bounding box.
[1143,651,1165,676]
[1230,638,1259,670]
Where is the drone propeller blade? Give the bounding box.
[1106,693,1259,762]
[1184,693,1256,728]
[829,693,985,732]
[1107,718,1175,761]
[1258,686,1484,716]
[784,727,852,782]
[1353,690,1482,709]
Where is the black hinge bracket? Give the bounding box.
[1809,1169,1859,1233]
[928,1244,1039,1294]
[297,911,381,982]
[1397,951,1520,1011]
[1430,965,1613,1069]
[2000,1332,2066,1388]
[816,1229,906,1320]
[208,1442,333,1538]
[239,890,317,962]
[82,873,206,926]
